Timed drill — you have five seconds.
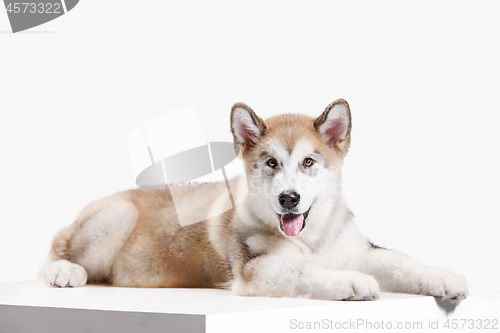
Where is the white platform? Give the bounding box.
[0,281,498,333]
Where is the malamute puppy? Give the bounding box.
[38,99,468,301]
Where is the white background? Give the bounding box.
[1,1,499,295]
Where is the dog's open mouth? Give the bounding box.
[278,207,311,237]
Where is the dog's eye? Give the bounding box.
[267,158,278,168]
[303,158,315,167]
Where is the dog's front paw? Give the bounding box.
[331,271,380,301]
[420,266,468,300]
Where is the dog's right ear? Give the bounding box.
[314,99,352,158]
[230,103,266,150]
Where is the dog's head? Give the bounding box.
[230,99,352,237]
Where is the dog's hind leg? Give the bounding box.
[37,251,88,287]
[37,196,139,287]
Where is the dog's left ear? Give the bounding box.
[230,102,266,150]
[314,99,352,157]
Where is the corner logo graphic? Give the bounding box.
[128,105,248,227]
[3,0,78,33]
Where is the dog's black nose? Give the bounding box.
[278,192,300,209]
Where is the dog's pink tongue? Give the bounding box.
[281,213,304,237]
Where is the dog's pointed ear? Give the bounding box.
[230,102,266,150]
[314,99,352,157]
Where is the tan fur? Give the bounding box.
[245,113,342,171]
[52,193,129,261]
[52,187,231,288]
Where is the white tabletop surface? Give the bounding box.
[2,281,499,333]
[0,281,426,315]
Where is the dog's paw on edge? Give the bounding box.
[421,266,468,301]
[45,260,88,288]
